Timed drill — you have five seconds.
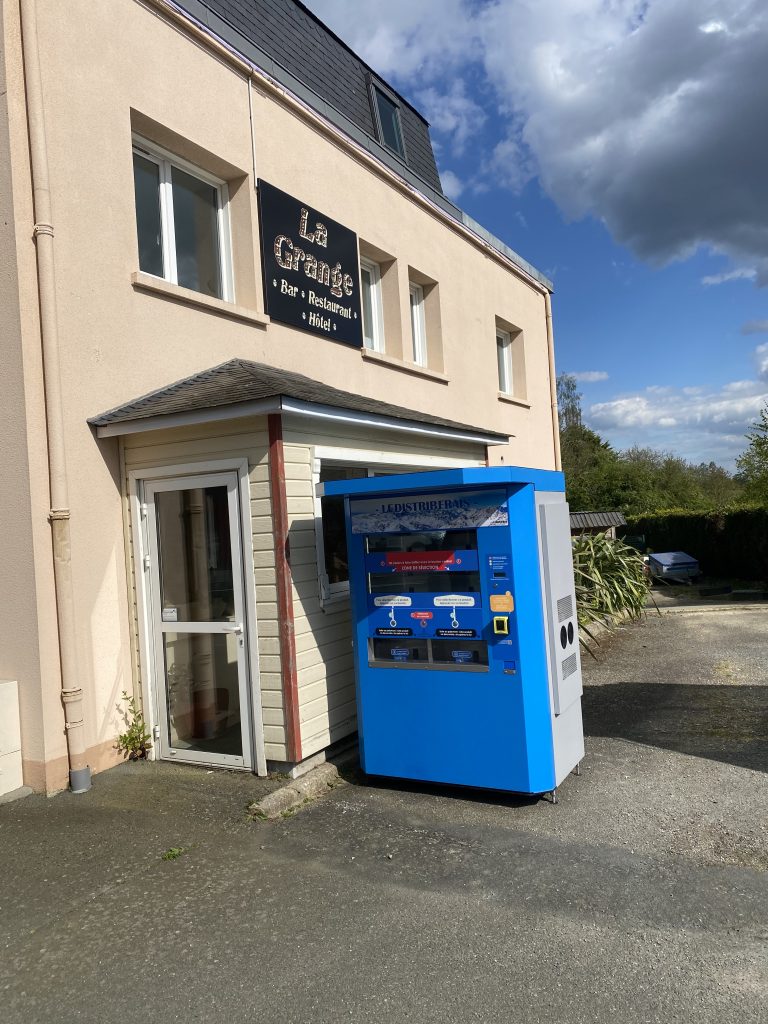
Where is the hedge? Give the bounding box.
[621,507,768,581]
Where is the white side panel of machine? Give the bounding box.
[536,497,583,715]
[551,694,584,787]
[535,493,585,785]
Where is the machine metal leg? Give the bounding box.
[550,788,558,805]
[574,762,581,777]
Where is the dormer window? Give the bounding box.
[370,80,406,159]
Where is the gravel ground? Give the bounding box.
[0,607,766,1023]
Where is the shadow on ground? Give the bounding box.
[347,768,546,808]
[583,681,768,773]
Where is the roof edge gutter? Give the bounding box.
[545,292,562,471]
[279,399,509,446]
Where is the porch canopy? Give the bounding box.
[88,358,510,447]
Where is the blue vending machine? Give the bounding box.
[319,467,585,797]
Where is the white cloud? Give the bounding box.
[440,169,464,200]
[587,350,768,465]
[481,136,536,194]
[572,370,609,383]
[308,0,768,284]
[699,19,728,35]
[591,387,767,433]
[416,81,486,156]
[702,267,757,286]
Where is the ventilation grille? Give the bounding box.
[557,595,573,623]
[562,653,578,679]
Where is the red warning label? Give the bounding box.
[382,551,458,572]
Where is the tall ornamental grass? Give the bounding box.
[571,533,652,652]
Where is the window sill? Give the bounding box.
[498,392,531,408]
[361,347,449,384]
[320,587,351,610]
[131,272,269,329]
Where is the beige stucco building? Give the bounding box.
[0,0,560,795]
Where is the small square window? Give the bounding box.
[319,466,368,590]
[497,329,513,394]
[371,83,406,159]
[409,283,427,367]
[132,138,233,301]
[360,257,385,353]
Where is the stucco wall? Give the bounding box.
[0,8,45,789]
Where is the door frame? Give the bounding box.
[128,457,267,776]
[145,471,251,769]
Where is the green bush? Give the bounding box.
[624,506,768,581]
[572,534,651,649]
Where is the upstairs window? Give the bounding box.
[132,139,233,301]
[370,82,406,159]
[360,258,385,352]
[497,328,513,394]
[409,282,427,366]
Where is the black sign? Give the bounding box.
[375,628,413,637]
[436,629,477,638]
[258,180,363,347]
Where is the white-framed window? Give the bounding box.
[497,328,513,395]
[317,465,369,601]
[360,257,385,352]
[409,282,427,366]
[131,137,234,301]
[313,448,484,605]
[369,81,406,159]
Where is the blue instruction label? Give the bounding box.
[488,554,510,576]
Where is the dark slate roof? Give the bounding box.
[176,0,443,193]
[89,359,508,440]
[569,511,627,530]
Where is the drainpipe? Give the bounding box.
[19,0,90,793]
[544,291,562,472]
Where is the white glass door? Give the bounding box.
[144,472,253,768]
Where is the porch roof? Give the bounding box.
[88,358,510,447]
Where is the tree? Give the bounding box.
[557,372,745,514]
[557,373,582,429]
[560,423,618,510]
[692,461,744,507]
[737,406,768,502]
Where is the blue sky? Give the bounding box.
[307,0,768,469]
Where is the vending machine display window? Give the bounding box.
[368,571,481,595]
[363,526,488,670]
[366,529,478,553]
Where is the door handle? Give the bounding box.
[222,622,243,634]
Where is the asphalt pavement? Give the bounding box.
[1,606,766,1023]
